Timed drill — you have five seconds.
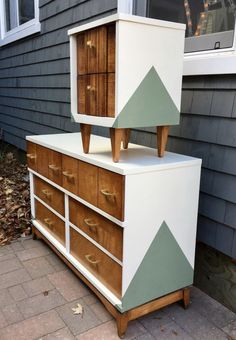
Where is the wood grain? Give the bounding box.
[62,155,79,195]
[35,201,65,245]
[26,142,37,171]
[77,32,87,75]
[34,176,64,216]
[78,160,98,206]
[36,144,49,178]
[69,198,123,260]
[48,149,62,186]
[107,24,115,73]
[98,166,124,220]
[70,227,122,298]
[107,73,115,117]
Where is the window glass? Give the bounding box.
[18,0,35,25]
[5,0,18,31]
[147,0,236,52]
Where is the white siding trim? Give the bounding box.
[117,0,133,14]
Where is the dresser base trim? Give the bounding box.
[32,226,190,338]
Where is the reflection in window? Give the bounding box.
[147,0,236,52]
[19,0,35,25]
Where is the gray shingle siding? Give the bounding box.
[0,2,235,258]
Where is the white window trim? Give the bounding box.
[0,0,40,47]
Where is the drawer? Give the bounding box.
[62,155,79,195]
[77,24,115,75]
[69,198,123,261]
[48,150,62,186]
[70,228,122,298]
[98,168,124,221]
[78,161,98,206]
[36,145,50,178]
[26,142,37,171]
[34,176,64,216]
[35,201,65,246]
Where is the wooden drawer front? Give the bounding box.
[78,161,98,206]
[35,201,65,246]
[98,168,124,221]
[70,228,122,298]
[78,74,115,117]
[36,145,50,178]
[69,198,123,261]
[62,155,79,195]
[34,176,64,216]
[77,24,115,75]
[48,150,62,186]
[27,142,37,171]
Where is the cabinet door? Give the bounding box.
[107,24,115,73]
[107,73,115,117]
[78,75,87,115]
[77,32,87,75]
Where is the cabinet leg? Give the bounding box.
[80,124,91,154]
[183,288,190,309]
[110,128,123,163]
[157,126,169,157]
[117,313,129,338]
[122,129,131,150]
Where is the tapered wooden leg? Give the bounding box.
[157,126,169,157]
[117,313,129,338]
[110,128,123,163]
[80,123,91,154]
[183,288,190,309]
[122,129,131,150]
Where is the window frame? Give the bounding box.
[0,0,40,46]
[131,0,236,75]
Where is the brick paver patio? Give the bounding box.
[0,237,235,340]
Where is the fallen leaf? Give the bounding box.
[43,291,49,296]
[5,189,13,195]
[72,303,83,315]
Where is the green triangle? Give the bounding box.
[117,221,193,312]
[113,67,180,128]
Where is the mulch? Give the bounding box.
[0,152,31,245]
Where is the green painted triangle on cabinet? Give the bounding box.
[112,67,180,128]
[116,221,193,312]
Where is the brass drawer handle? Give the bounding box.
[44,218,54,227]
[86,85,95,92]
[86,40,94,48]
[26,153,36,160]
[41,189,52,200]
[62,171,74,181]
[84,218,98,232]
[85,254,100,266]
[48,164,60,173]
[100,189,115,197]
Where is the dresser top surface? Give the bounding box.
[27,133,201,175]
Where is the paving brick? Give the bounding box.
[0,258,22,275]
[0,252,16,262]
[139,309,172,330]
[21,238,44,250]
[39,327,75,339]
[0,245,13,256]
[18,289,66,318]
[2,304,24,325]
[8,285,28,302]
[45,253,67,271]
[0,288,15,307]
[17,244,51,261]
[83,294,97,306]
[48,270,89,302]
[56,299,101,336]
[0,310,65,340]
[135,334,155,340]
[0,269,31,289]
[10,241,24,252]
[23,256,55,279]
[0,310,8,329]
[23,277,54,297]
[76,320,147,339]
[145,320,193,340]
[89,302,112,323]
[222,320,236,338]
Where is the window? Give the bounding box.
[133,0,236,75]
[0,0,40,46]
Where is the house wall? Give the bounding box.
[0,0,117,150]
[0,2,235,258]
